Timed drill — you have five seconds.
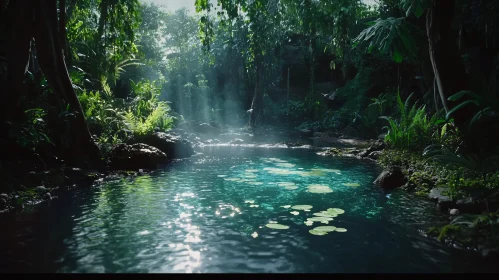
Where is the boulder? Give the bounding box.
[131,132,194,159]
[109,143,168,171]
[374,168,406,190]
[367,151,383,160]
[449,209,460,216]
[428,187,456,212]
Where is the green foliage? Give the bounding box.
[353,17,424,63]
[380,92,438,149]
[7,108,51,151]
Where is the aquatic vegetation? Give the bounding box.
[307,217,334,222]
[327,208,345,215]
[306,184,333,194]
[291,205,313,211]
[244,200,255,204]
[275,163,296,168]
[247,182,264,185]
[281,205,291,209]
[249,205,259,208]
[290,211,300,215]
[265,224,290,230]
[313,211,338,218]
[309,229,328,236]
[313,226,337,233]
[311,168,341,175]
[335,228,348,232]
[343,183,360,187]
[304,220,314,226]
[251,232,258,238]
[245,169,258,173]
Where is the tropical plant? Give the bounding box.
[380,91,438,148]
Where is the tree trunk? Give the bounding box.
[249,62,263,127]
[3,0,33,124]
[33,0,104,169]
[426,0,474,128]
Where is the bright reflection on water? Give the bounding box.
[1,146,498,273]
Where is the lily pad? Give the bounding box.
[309,229,328,236]
[313,226,337,233]
[275,163,296,168]
[311,168,341,174]
[245,200,255,204]
[250,204,259,208]
[247,182,264,185]
[306,184,333,194]
[343,183,360,187]
[290,211,300,215]
[291,205,313,211]
[284,186,298,190]
[335,228,347,232]
[304,220,314,226]
[281,205,291,209]
[251,232,258,238]
[265,223,290,230]
[277,182,296,187]
[246,169,258,173]
[307,217,334,222]
[313,211,338,218]
[327,208,345,215]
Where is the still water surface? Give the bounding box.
[1,146,497,273]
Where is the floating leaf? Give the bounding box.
[307,217,334,222]
[265,223,290,230]
[284,186,298,190]
[250,205,259,208]
[275,163,296,168]
[335,228,347,232]
[245,200,255,204]
[343,183,360,187]
[309,229,328,236]
[327,208,345,215]
[313,226,337,233]
[247,182,264,185]
[277,182,296,187]
[291,205,313,211]
[311,168,341,174]
[251,232,258,238]
[290,211,300,215]
[304,220,314,226]
[306,185,333,194]
[313,211,338,218]
[281,205,291,209]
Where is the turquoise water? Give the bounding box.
[1,146,498,273]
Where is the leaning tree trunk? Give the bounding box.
[426,0,474,128]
